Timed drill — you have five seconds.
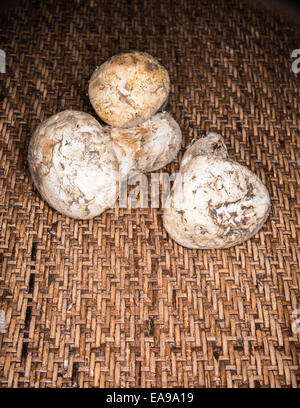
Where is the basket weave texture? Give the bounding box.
[0,0,299,388]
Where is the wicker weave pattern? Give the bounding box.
[0,0,299,388]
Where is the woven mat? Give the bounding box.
[0,0,300,388]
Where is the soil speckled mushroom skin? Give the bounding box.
[88,51,170,128]
[108,112,182,178]
[163,133,271,249]
[28,110,119,219]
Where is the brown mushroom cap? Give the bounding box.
[88,51,170,128]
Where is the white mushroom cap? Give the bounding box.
[28,110,119,219]
[163,133,271,249]
[88,51,170,128]
[108,112,182,178]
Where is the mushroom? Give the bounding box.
[163,133,271,249]
[28,110,119,219]
[88,51,170,128]
[109,111,182,179]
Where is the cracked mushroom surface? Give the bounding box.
[88,51,170,128]
[163,133,271,249]
[108,111,182,178]
[28,110,119,219]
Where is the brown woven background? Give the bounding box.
[0,0,300,388]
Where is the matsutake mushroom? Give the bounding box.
[88,51,170,128]
[28,110,119,219]
[109,111,182,178]
[163,133,271,249]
